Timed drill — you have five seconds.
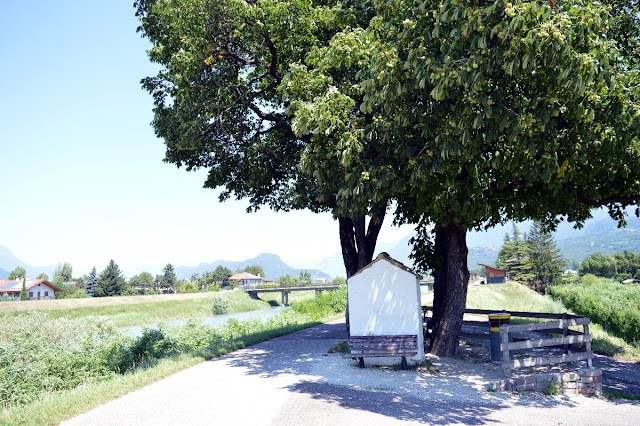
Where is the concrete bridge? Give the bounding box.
[245,285,340,306]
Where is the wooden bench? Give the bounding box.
[344,335,419,370]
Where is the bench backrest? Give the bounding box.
[348,335,418,352]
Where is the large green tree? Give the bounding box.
[54,262,73,283]
[8,266,26,280]
[162,263,178,292]
[135,0,386,278]
[526,221,566,293]
[137,0,640,357]
[129,271,155,293]
[94,260,126,297]
[361,0,640,355]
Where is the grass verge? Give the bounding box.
[2,290,317,327]
[0,288,346,425]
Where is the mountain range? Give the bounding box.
[1,208,638,280]
[173,253,331,281]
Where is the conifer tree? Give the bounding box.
[20,277,27,301]
[85,267,97,297]
[94,260,126,297]
[526,222,566,293]
[162,263,177,293]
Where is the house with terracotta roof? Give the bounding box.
[0,279,62,300]
[227,272,264,288]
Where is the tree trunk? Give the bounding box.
[430,222,470,357]
[339,204,387,335]
[339,203,387,278]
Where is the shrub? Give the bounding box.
[212,296,231,314]
[549,277,640,344]
[291,286,347,319]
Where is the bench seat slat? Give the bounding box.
[344,352,417,358]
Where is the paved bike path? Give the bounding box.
[63,320,640,425]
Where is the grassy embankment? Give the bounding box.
[0,289,316,327]
[422,280,640,361]
[0,288,344,425]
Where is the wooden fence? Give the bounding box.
[421,307,593,376]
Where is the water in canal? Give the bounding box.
[121,306,288,337]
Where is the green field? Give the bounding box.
[0,290,318,327]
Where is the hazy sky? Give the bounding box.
[0,1,413,277]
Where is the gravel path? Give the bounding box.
[63,319,640,425]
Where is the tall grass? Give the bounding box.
[0,287,347,423]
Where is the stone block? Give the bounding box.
[580,368,602,377]
[515,382,536,392]
[562,372,580,382]
[581,376,594,384]
[593,376,602,384]
[562,381,582,389]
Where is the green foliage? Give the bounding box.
[579,250,640,279]
[277,274,300,287]
[177,280,199,293]
[299,269,311,285]
[19,278,27,301]
[36,273,48,280]
[238,265,265,278]
[211,296,230,314]
[327,340,349,354]
[8,266,26,280]
[331,276,346,286]
[290,286,347,319]
[549,276,640,344]
[54,262,73,282]
[128,271,154,293]
[55,283,91,299]
[94,260,126,297]
[85,267,97,297]
[494,222,566,292]
[0,290,345,412]
[163,264,178,292]
[0,313,129,409]
[543,380,562,396]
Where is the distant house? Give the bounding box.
[228,272,264,289]
[311,277,327,285]
[478,264,507,284]
[0,279,62,300]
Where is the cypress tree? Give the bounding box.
[20,277,27,301]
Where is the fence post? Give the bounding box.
[584,323,593,368]
[563,313,569,354]
[501,325,511,377]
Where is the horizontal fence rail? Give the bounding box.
[421,306,593,376]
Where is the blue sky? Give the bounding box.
[0,1,413,277]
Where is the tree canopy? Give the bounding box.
[95,260,126,297]
[135,0,388,277]
[137,0,640,355]
[8,266,26,280]
[54,262,73,283]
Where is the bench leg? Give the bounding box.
[358,357,365,368]
[401,357,408,371]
